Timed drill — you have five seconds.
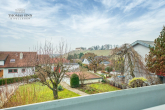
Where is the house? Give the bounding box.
[0,52,37,78]
[82,56,110,66]
[75,47,86,51]
[131,40,154,63]
[63,72,102,85]
[50,57,79,72]
[124,40,164,83]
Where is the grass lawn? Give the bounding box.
[78,83,121,94]
[3,82,80,108]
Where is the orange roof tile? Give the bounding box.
[0,52,37,68]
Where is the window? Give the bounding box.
[8,69,13,73]
[14,69,17,72]
[8,69,18,73]
[10,59,15,63]
[22,69,25,73]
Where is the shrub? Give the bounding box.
[0,75,38,85]
[58,84,63,91]
[70,73,79,88]
[128,77,147,88]
[82,64,88,69]
[105,66,113,73]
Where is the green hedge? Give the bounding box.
[70,73,79,88]
[0,75,38,85]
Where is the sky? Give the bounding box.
[0,0,165,51]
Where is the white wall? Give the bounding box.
[51,64,79,72]
[0,61,4,66]
[5,84,165,110]
[3,67,35,78]
[82,59,89,64]
[82,78,102,84]
[63,77,102,85]
[133,44,150,63]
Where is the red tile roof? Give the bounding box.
[50,58,69,64]
[36,55,69,64]
[0,54,8,61]
[0,52,37,68]
[66,72,101,80]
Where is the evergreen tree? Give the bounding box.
[79,52,84,59]
[145,26,165,75]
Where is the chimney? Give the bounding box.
[20,52,23,59]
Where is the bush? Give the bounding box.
[0,75,38,85]
[58,84,63,91]
[105,66,113,73]
[82,64,88,69]
[70,73,79,88]
[128,77,147,88]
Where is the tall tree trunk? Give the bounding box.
[53,85,58,99]
[128,53,135,78]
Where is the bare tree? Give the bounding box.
[78,67,89,87]
[82,53,108,73]
[30,40,70,99]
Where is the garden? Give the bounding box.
[2,82,80,108]
[78,83,120,94]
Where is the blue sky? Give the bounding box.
[0,0,165,51]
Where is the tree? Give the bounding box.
[145,26,165,76]
[78,52,84,59]
[110,44,148,82]
[31,40,70,99]
[105,66,113,73]
[73,53,77,59]
[82,53,108,73]
[78,67,89,87]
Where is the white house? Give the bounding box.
[63,72,102,85]
[82,57,110,66]
[82,58,90,65]
[0,52,36,78]
[131,40,154,63]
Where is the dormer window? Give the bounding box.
[10,59,15,63]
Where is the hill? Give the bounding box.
[63,50,111,58]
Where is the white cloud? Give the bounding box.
[0,0,165,51]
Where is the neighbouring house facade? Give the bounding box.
[0,52,37,78]
[131,40,154,63]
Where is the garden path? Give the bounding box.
[60,82,88,96]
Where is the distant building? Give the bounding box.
[88,47,93,50]
[75,47,86,51]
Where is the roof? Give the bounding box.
[0,54,8,61]
[0,52,37,68]
[66,72,101,80]
[131,40,154,48]
[101,61,110,64]
[50,58,69,64]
